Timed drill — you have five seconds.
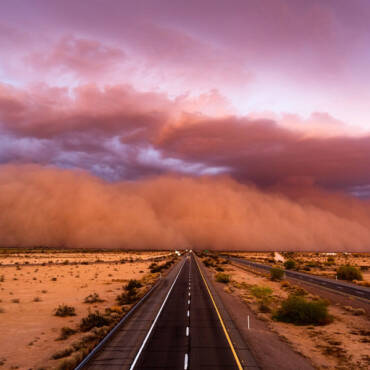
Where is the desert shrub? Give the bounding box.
[250,286,273,299]
[0,307,4,313]
[51,277,57,281]
[11,298,20,303]
[274,295,333,325]
[337,265,363,281]
[215,266,224,272]
[79,311,110,332]
[292,287,308,296]
[51,347,73,359]
[284,260,296,270]
[353,308,366,316]
[270,267,284,281]
[215,273,230,283]
[203,258,215,268]
[149,260,174,273]
[84,293,104,304]
[33,296,42,302]
[280,280,290,288]
[258,300,271,313]
[125,279,142,291]
[0,275,4,282]
[57,358,77,370]
[58,327,77,340]
[116,290,138,305]
[54,304,76,317]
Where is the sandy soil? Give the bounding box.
[0,250,171,266]
[0,253,163,369]
[207,260,370,369]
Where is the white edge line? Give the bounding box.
[184,353,189,370]
[129,259,186,370]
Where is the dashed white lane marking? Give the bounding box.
[186,326,189,336]
[188,299,190,305]
[187,310,190,317]
[184,353,189,370]
[188,292,191,296]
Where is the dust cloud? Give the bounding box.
[0,165,369,251]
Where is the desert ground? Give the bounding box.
[0,250,174,369]
[202,254,370,369]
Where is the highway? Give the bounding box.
[228,256,370,301]
[81,254,257,369]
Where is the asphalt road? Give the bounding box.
[84,259,186,369]
[229,256,370,301]
[82,254,252,369]
[133,254,240,369]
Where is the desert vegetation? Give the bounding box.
[203,251,370,369]
[228,251,370,287]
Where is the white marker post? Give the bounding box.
[247,315,250,330]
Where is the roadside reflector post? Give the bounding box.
[247,315,250,330]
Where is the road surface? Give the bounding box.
[82,254,257,369]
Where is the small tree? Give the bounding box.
[284,260,296,270]
[274,295,332,325]
[270,267,284,281]
[337,265,363,281]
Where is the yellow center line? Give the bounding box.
[194,256,243,370]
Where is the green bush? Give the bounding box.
[270,267,284,281]
[250,285,273,299]
[337,265,363,281]
[274,295,333,325]
[284,260,296,270]
[54,305,76,317]
[215,273,230,283]
[79,311,110,332]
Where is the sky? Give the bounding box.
[0,1,370,250]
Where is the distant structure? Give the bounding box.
[323,252,337,256]
[274,252,285,263]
